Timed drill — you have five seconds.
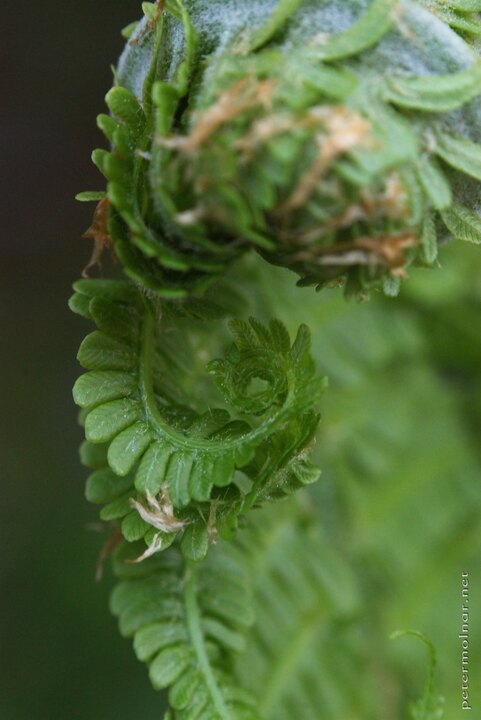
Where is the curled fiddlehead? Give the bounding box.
[80,0,481,299]
[72,277,324,562]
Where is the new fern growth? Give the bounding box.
[72,277,323,562]
[71,1,481,717]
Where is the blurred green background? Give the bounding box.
[1,2,481,718]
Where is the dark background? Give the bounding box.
[1,2,163,717]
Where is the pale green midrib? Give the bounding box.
[139,310,298,453]
[183,562,233,720]
[259,606,325,718]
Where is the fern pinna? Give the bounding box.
[72,1,481,717]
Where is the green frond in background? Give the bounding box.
[71,1,481,718]
[225,246,481,719]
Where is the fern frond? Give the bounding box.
[72,278,324,560]
[234,500,367,720]
[226,256,481,718]
[111,540,260,719]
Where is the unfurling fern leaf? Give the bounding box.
[72,278,325,561]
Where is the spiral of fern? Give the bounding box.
[72,1,481,718]
[79,0,481,297]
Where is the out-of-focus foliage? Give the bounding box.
[237,240,481,718]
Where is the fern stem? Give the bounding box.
[183,562,232,720]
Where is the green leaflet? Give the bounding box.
[85,398,143,444]
[77,331,137,372]
[434,130,481,182]
[73,277,323,555]
[79,439,108,469]
[385,62,481,112]
[153,81,181,140]
[74,278,140,303]
[121,21,139,39]
[443,0,481,9]
[136,441,173,496]
[68,292,92,318]
[73,371,138,409]
[142,2,158,21]
[445,13,481,35]
[420,213,438,265]
[181,523,209,562]
[108,421,153,476]
[85,468,132,504]
[316,0,397,61]
[122,511,152,542]
[417,155,452,211]
[441,203,481,244]
[165,0,199,97]
[420,0,481,34]
[294,61,358,101]
[105,86,146,137]
[100,491,135,522]
[111,542,259,719]
[75,190,106,202]
[249,0,303,51]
